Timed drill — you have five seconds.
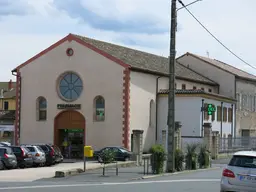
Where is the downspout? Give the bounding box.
[234,78,237,138]
[155,76,161,142]
[201,99,204,137]
[231,104,234,136]
[220,102,223,137]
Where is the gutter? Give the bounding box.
[155,76,162,142]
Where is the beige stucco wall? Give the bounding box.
[19,40,124,150]
[236,78,256,136]
[129,71,218,152]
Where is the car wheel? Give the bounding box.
[124,157,129,161]
[19,164,25,169]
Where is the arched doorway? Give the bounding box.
[54,110,85,159]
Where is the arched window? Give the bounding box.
[149,99,154,127]
[36,97,47,121]
[94,96,105,121]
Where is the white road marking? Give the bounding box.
[0,179,220,190]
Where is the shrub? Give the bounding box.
[149,144,166,174]
[185,143,198,170]
[100,149,115,164]
[175,149,184,171]
[198,144,210,168]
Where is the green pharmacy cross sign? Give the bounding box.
[207,104,216,115]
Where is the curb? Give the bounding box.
[54,161,136,178]
[134,167,221,180]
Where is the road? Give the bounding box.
[0,165,224,192]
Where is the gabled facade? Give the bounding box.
[177,52,256,137]
[11,34,220,154]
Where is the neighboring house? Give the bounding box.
[177,52,256,137]
[11,33,219,154]
[0,80,16,144]
[0,80,16,122]
[157,89,236,143]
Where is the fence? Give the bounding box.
[219,137,256,153]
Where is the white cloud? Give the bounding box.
[0,0,256,81]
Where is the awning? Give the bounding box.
[0,125,14,131]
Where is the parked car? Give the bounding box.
[21,145,46,167]
[0,160,4,170]
[0,147,17,169]
[9,146,33,168]
[50,144,63,164]
[0,142,11,146]
[220,151,256,192]
[31,143,56,166]
[94,146,132,163]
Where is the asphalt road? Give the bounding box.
[0,165,224,192]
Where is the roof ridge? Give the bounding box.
[72,33,167,59]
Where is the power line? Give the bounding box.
[177,0,256,70]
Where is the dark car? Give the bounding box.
[10,146,33,168]
[94,146,132,163]
[50,144,63,164]
[32,144,56,166]
[0,147,17,169]
[0,160,4,170]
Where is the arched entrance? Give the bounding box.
[54,110,85,159]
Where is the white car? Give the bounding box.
[220,151,256,192]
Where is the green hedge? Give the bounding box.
[150,144,166,174]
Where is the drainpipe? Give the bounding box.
[155,76,161,142]
[231,104,234,136]
[201,99,204,137]
[220,102,223,137]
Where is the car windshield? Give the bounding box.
[39,145,49,151]
[229,155,256,168]
[119,148,129,153]
[26,147,35,152]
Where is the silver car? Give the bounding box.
[22,145,46,166]
[220,151,256,192]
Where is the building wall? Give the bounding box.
[157,96,201,142]
[177,55,235,98]
[130,71,218,151]
[0,98,16,110]
[19,40,125,150]
[157,95,234,144]
[236,78,256,136]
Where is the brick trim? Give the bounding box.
[14,71,21,145]
[122,68,130,149]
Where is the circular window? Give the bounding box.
[66,48,74,56]
[58,72,83,101]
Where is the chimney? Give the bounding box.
[8,79,12,90]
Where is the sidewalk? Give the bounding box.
[0,161,105,182]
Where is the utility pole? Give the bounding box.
[166,0,177,173]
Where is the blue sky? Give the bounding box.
[0,0,256,81]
